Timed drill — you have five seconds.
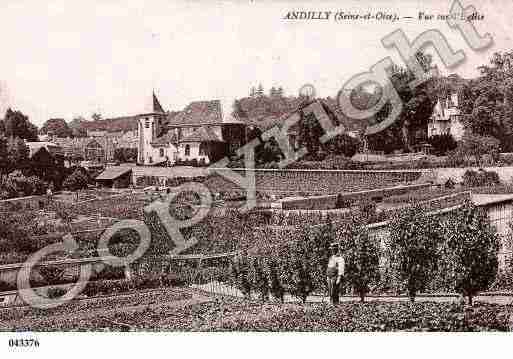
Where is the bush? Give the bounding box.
[428,134,457,156]
[356,198,377,223]
[46,287,67,299]
[2,170,36,197]
[456,134,500,166]
[442,202,500,305]
[339,217,380,302]
[335,195,353,209]
[63,168,89,191]
[83,279,131,297]
[388,204,442,301]
[462,169,501,187]
[39,266,66,286]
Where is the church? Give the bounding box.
[137,94,246,166]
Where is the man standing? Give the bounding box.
[326,243,345,305]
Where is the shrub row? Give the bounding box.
[228,202,500,305]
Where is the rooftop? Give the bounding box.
[95,167,132,181]
[179,126,223,143]
[167,100,223,127]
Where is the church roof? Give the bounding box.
[151,129,179,146]
[167,100,223,126]
[179,126,223,143]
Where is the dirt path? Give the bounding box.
[193,281,513,305]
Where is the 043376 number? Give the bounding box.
[8,338,40,348]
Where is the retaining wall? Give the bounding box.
[273,183,432,210]
[131,166,424,195]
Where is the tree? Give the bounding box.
[4,109,38,141]
[0,135,9,180]
[3,170,32,197]
[69,116,88,137]
[323,133,360,158]
[358,51,435,153]
[443,202,500,305]
[427,133,457,155]
[338,217,380,302]
[39,118,72,138]
[63,168,89,191]
[266,259,285,302]
[456,133,500,166]
[7,137,29,173]
[388,204,441,302]
[114,148,137,163]
[28,146,64,186]
[91,112,102,122]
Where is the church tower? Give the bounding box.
[138,92,166,164]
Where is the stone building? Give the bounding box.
[137,94,246,165]
[428,93,465,140]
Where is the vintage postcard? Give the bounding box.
[0,0,512,357]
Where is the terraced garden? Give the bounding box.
[204,169,423,197]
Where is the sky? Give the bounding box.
[0,0,512,127]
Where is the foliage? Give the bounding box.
[356,198,377,223]
[3,108,38,141]
[113,148,138,163]
[428,134,457,155]
[338,217,380,302]
[388,204,441,301]
[39,118,72,138]
[2,170,43,197]
[456,134,500,166]
[5,298,512,331]
[46,287,68,299]
[442,202,500,305]
[0,212,59,257]
[39,266,66,286]
[361,52,435,153]
[462,169,500,188]
[63,168,90,191]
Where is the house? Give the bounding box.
[51,129,138,164]
[428,93,465,140]
[25,141,63,158]
[137,94,246,165]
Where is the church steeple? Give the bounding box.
[153,91,164,113]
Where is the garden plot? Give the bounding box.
[1,291,510,331]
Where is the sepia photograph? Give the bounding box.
[1,0,513,356]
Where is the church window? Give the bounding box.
[185,144,191,156]
[145,118,150,128]
[159,148,164,157]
